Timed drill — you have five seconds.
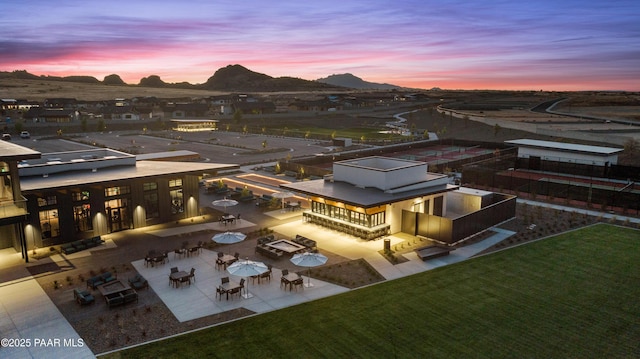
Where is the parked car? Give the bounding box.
[2,133,11,141]
[20,131,30,139]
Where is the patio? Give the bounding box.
[131,249,349,322]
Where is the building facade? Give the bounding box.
[2,145,237,262]
[284,156,516,244]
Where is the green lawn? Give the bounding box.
[107,224,640,358]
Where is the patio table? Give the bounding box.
[170,271,189,287]
[220,280,242,300]
[281,273,301,291]
[222,214,236,225]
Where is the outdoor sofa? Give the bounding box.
[61,236,104,254]
[73,288,95,305]
[86,271,117,290]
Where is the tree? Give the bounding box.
[14,122,23,133]
[233,109,243,123]
[494,123,501,137]
[623,138,638,153]
[81,118,87,132]
[96,119,106,132]
[423,129,429,139]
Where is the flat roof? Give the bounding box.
[136,150,200,161]
[505,139,623,155]
[0,140,41,161]
[281,178,457,208]
[170,119,219,122]
[20,161,238,192]
[336,156,425,171]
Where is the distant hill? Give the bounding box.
[0,70,101,84]
[201,64,340,91]
[316,73,401,90]
[1,66,345,92]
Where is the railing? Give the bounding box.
[0,196,28,219]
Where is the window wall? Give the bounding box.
[169,178,183,214]
[143,182,159,219]
[311,200,385,228]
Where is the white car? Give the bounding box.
[20,131,30,139]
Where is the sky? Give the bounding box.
[1,0,639,91]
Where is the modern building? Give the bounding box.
[0,140,41,262]
[170,119,218,132]
[2,145,237,262]
[283,156,516,244]
[505,139,623,168]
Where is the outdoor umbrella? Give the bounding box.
[271,191,294,212]
[227,257,268,299]
[212,231,246,244]
[290,251,328,287]
[211,198,238,214]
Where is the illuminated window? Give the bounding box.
[170,189,184,214]
[72,191,90,201]
[37,195,57,207]
[73,204,92,232]
[39,209,59,238]
[169,178,182,187]
[105,186,130,197]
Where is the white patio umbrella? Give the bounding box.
[212,231,246,244]
[212,198,238,214]
[271,191,294,211]
[290,251,328,287]
[227,257,268,299]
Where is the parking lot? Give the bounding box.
[19,130,335,165]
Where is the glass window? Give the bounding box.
[169,178,182,187]
[72,191,90,202]
[143,182,157,191]
[73,204,92,232]
[39,209,59,238]
[170,189,184,214]
[144,192,159,219]
[37,195,57,207]
[105,186,130,197]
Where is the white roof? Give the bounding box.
[505,139,622,155]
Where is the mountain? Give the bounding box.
[316,73,401,90]
[103,74,126,85]
[201,64,340,91]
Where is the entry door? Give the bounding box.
[106,201,130,232]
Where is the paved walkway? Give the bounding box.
[0,277,94,359]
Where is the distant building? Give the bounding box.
[171,119,218,132]
[505,139,623,167]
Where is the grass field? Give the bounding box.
[105,224,639,358]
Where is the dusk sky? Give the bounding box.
[1,0,639,91]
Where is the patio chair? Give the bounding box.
[216,258,225,271]
[216,286,226,300]
[292,277,304,291]
[174,248,185,259]
[221,277,229,284]
[180,275,191,287]
[260,265,272,283]
[189,268,196,283]
[239,278,245,290]
[170,267,178,273]
[228,286,241,300]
